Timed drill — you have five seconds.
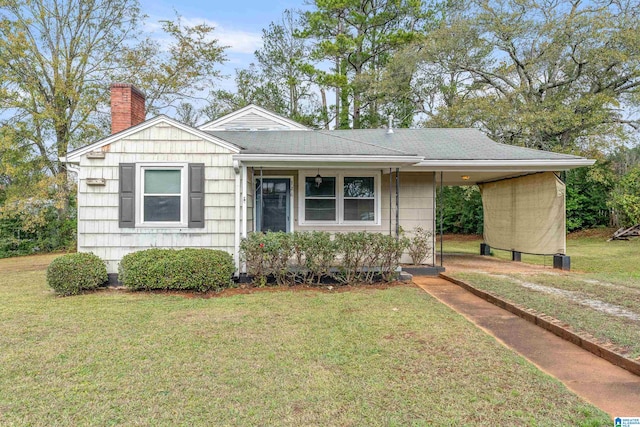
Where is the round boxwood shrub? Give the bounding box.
[119,248,235,292]
[47,252,108,296]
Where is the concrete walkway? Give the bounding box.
[414,276,640,418]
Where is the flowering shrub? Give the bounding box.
[405,226,434,265]
[240,232,293,286]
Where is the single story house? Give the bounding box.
[62,84,594,279]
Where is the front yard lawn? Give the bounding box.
[0,255,610,426]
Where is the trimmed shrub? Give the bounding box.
[47,252,107,296]
[240,231,407,286]
[297,231,336,284]
[119,248,234,292]
[334,232,407,283]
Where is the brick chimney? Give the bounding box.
[110,83,146,134]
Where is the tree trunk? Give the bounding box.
[321,88,329,129]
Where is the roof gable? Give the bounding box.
[198,104,310,131]
[64,115,240,163]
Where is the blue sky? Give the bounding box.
[140,0,308,88]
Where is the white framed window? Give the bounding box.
[304,176,337,221]
[298,171,380,225]
[136,163,188,227]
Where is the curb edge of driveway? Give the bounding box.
[439,273,640,377]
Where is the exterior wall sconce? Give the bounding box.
[315,169,323,187]
[461,175,470,181]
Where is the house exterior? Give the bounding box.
[62,84,594,278]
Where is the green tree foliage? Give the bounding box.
[203,64,290,121]
[609,166,640,226]
[399,0,640,152]
[299,0,432,129]
[437,186,484,234]
[205,11,323,128]
[565,165,613,231]
[255,10,321,126]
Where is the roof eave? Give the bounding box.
[412,158,595,171]
[233,153,422,167]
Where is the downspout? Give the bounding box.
[242,165,248,239]
[233,160,241,276]
[389,168,392,236]
[395,168,400,239]
[259,167,264,232]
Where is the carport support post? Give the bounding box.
[553,254,571,271]
[440,171,443,267]
[480,243,491,256]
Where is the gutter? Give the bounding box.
[233,154,423,166]
[412,159,595,171]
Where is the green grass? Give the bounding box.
[454,272,640,358]
[443,232,640,357]
[0,256,610,426]
[441,231,640,281]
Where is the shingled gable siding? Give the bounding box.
[77,122,236,274]
[254,169,435,265]
[210,111,290,130]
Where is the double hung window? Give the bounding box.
[300,172,379,225]
[304,176,336,221]
[138,164,188,226]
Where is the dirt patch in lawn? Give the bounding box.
[441,254,560,275]
[102,281,414,299]
[488,273,640,321]
[567,228,617,239]
[438,234,482,242]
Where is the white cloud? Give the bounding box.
[145,16,262,55]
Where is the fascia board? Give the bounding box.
[412,159,595,171]
[233,154,422,164]
[65,116,241,162]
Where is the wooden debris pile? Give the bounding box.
[609,225,640,241]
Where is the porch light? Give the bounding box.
[461,175,470,181]
[315,171,323,187]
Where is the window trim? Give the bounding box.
[298,170,381,226]
[136,163,189,227]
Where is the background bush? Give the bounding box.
[47,252,107,296]
[119,248,234,292]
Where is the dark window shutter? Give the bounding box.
[189,163,205,228]
[119,163,135,228]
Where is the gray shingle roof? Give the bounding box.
[208,128,584,161]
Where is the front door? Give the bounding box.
[256,178,291,232]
